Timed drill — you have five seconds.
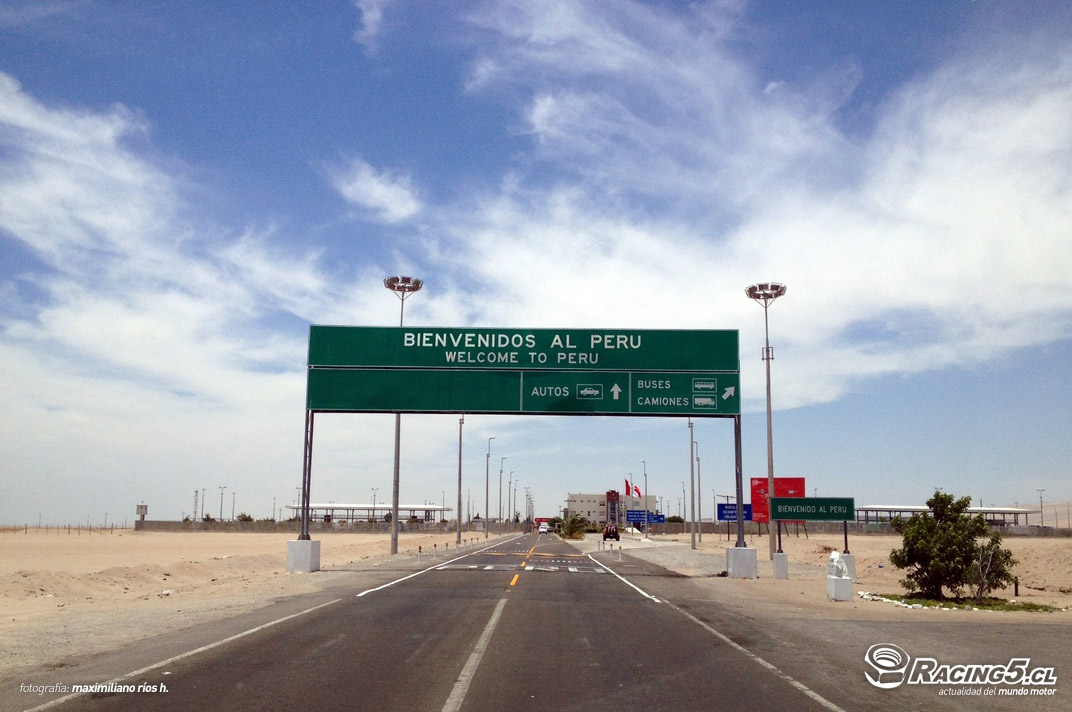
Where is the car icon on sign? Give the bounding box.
[579,387,600,396]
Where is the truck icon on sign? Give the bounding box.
[694,397,717,408]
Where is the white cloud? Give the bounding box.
[0,71,319,521]
[438,2,1072,413]
[327,157,422,224]
[352,0,391,53]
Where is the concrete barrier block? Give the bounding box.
[726,547,758,579]
[286,539,321,573]
[827,574,852,601]
[772,552,789,579]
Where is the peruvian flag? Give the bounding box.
[625,478,631,496]
[632,483,642,497]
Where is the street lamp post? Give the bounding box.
[498,456,507,535]
[1037,489,1046,527]
[746,281,787,560]
[507,470,514,532]
[641,460,649,538]
[384,276,423,556]
[457,416,464,545]
[688,420,696,550]
[219,486,226,521]
[485,437,495,539]
[695,443,702,543]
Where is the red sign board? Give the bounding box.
[534,517,553,523]
[750,477,806,523]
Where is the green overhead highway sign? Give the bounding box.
[308,326,739,373]
[769,497,855,522]
[307,368,740,416]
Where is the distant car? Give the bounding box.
[538,523,550,534]
[602,524,619,541]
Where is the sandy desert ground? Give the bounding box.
[1,527,1068,681]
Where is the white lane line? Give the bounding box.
[357,540,506,597]
[665,601,848,712]
[586,553,661,603]
[591,551,846,712]
[440,597,509,712]
[357,534,530,597]
[24,598,342,712]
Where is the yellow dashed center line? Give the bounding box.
[503,543,566,589]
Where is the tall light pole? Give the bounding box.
[688,420,696,550]
[457,416,464,545]
[695,443,702,543]
[498,456,507,535]
[384,275,423,556]
[746,281,787,560]
[485,436,495,539]
[1037,488,1046,527]
[371,487,378,522]
[507,470,514,531]
[219,486,226,521]
[641,460,648,537]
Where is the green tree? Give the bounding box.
[236,512,254,522]
[970,532,1017,602]
[890,491,1016,600]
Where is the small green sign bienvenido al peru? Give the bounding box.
[769,497,855,522]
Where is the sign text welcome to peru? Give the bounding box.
[307,326,739,417]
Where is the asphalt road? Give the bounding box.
[19,534,837,712]
[16,534,1068,712]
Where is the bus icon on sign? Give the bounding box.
[693,379,717,391]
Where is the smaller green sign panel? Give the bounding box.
[769,497,855,522]
[307,368,740,416]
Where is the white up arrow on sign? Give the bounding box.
[611,384,622,400]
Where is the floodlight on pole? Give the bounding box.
[1037,488,1045,527]
[746,281,787,561]
[385,275,423,556]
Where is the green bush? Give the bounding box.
[558,513,589,539]
[890,491,1016,601]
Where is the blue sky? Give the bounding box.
[2,1,1071,525]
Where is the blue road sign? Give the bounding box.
[626,510,665,523]
[717,503,753,522]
